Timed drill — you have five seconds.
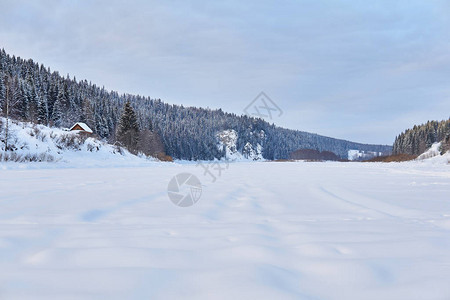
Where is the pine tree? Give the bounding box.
[0,74,5,115]
[52,81,68,127]
[27,82,38,122]
[47,80,57,119]
[81,98,94,129]
[37,94,49,125]
[2,76,21,151]
[52,97,65,127]
[16,82,28,120]
[116,101,140,153]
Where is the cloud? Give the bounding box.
[0,0,449,144]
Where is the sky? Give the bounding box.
[1,0,449,145]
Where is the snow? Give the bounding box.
[0,160,449,299]
[417,142,442,160]
[217,129,239,160]
[0,118,147,167]
[413,142,450,165]
[217,129,264,161]
[69,122,93,134]
[348,149,383,161]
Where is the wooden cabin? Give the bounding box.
[69,122,93,134]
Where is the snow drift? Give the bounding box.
[416,142,450,164]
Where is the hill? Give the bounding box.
[393,119,450,155]
[0,49,391,160]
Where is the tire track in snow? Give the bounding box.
[316,185,428,220]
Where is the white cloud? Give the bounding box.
[0,0,449,144]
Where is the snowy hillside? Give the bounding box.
[0,118,143,165]
[416,142,450,164]
[217,129,264,161]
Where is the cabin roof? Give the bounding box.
[69,122,93,134]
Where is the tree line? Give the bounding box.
[393,119,450,155]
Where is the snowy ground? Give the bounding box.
[0,161,449,299]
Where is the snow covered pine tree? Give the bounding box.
[116,101,140,153]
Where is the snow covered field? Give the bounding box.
[0,161,449,299]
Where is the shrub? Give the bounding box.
[156,152,173,162]
[440,136,450,155]
[364,154,417,162]
[0,152,55,162]
[56,133,82,150]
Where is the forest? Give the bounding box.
[393,119,450,155]
[0,49,391,160]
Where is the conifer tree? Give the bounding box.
[37,94,49,125]
[2,76,21,151]
[117,101,140,153]
[52,97,65,127]
[0,74,5,114]
[52,82,68,126]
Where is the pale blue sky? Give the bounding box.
[1,0,449,144]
